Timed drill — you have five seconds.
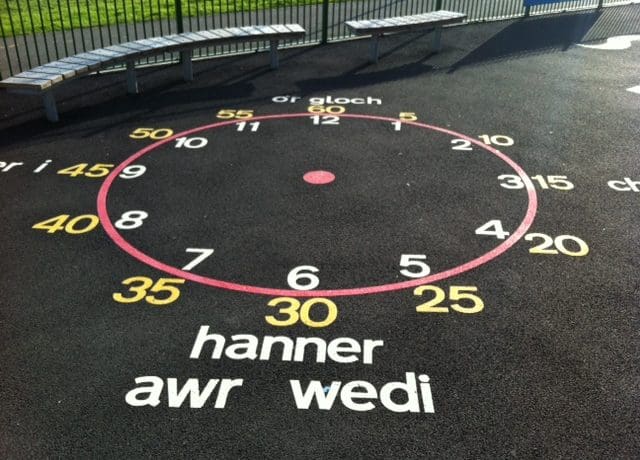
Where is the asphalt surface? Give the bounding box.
[0,5,639,458]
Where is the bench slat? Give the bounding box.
[193,30,221,40]
[13,71,63,83]
[73,51,114,63]
[0,76,53,90]
[104,44,144,56]
[256,25,278,35]
[180,32,208,42]
[346,10,466,35]
[58,56,103,71]
[226,27,251,37]
[30,65,78,79]
[166,33,198,44]
[209,29,234,38]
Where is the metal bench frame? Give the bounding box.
[0,24,305,122]
[345,11,466,63]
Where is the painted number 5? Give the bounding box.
[414,285,484,314]
[399,254,431,278]
[112,276,185,306]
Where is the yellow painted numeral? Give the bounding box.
[415,285,484,314]
[266,297,338,328]
[307,105,346,114]
[129,128,174,139]
[113,276,185,306]
[32,214,99,234]
[525,233,589,256]
[399,112,417,121]
[216,109,254,119]
[58,163,115,178]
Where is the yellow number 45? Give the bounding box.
[113,276,185,306]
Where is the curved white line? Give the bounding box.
[577,34,640,50]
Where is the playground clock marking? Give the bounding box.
[97,113,537,297]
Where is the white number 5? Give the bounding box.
[399,254,431,278]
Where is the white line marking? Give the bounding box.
[627,85,640,94]
[577,35,640,50]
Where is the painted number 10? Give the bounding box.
[175,137,208,149]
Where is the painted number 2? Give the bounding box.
[414,285,484,314]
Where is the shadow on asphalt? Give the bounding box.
[449,7,640,72]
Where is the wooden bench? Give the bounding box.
[0,24,305,122]
[345,11,466,63]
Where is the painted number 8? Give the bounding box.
[115,210,148,230]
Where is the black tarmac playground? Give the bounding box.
[1,4,639,458]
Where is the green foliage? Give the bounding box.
[0,0,330,37]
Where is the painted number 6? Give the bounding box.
[287,265,320,290]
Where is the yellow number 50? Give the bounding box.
[113,276,185,306]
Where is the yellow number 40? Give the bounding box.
[113,276,185,306]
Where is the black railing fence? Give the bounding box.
[0,0,635,77]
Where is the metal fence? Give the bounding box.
[0,0,636,77]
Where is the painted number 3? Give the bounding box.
[113,276,185,306]
[266,297,338,328]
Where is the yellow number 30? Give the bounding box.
[113,276,185,306]
[266,297,338,328]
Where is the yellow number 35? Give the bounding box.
[113,276,185,306]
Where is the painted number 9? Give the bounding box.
[266,297,338,328]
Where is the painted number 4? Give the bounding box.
[475,220,510,240]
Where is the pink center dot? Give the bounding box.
[303,170,335,185]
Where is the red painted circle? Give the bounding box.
[97,113,538,297]
[303,170,335,185]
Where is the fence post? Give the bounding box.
[321,0,329,44]
[175,0,184,33]
[597,0,603,8]
[435,0,442,10]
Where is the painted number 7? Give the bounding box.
[182,248,214,271]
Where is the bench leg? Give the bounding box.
[270,40,279,69]
[126,61,139,94]
[370,34,381,63]
[42,91,58,123]
[181,50,193,81]
[432,26,443,53]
